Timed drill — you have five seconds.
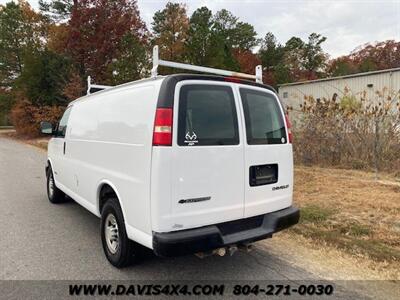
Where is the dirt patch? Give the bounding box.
[258,233,399,299]
[291,165,400,268]
[260,232,400,280]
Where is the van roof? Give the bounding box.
[69,76,166,106]
[157,74,276,108]
[69,74,277,107]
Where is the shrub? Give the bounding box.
[10,99,65,137]
[291,88,400,174]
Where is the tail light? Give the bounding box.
[285,114,293,144]
[153,108,173,146]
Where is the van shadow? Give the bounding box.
[61,199,308,281]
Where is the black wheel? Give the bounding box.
[101,198,139,268]
[46,165,66,203]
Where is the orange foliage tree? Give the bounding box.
[152,2,189,62]
[10,97,65,137]
[232,49,261,75]
[329,40,400,76]
[66,0,148,82]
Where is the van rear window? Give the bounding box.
[240,88,287,145]
[178,85,239,146]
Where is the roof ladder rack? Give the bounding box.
[87,76,112,95]
[151,45,263,83]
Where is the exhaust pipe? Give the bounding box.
[238,243,253,253]
[195,247,226,259]
[213,247,226,257]
[227,245,238,256]
[195,244,251,259]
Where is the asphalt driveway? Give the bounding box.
[0,136,369,299]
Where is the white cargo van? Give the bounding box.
[40,46,299,268]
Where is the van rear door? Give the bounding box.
[170,81,245,229]
[238,85,293,218]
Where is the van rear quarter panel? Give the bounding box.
[67,81,162,244]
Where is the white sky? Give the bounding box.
[1,0,399,58]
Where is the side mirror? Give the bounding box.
[40,121,53,135]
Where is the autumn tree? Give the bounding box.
[258,32,289,85]
[185,6,214,66]
[152,2,189,62]
[231,22,258,50]
[62,69,84,101]
[302,33,328,79]
[0,88,13,125]
[276,33,328,82]
[213,10,257,51]
[272,63,291,85]
[39,0,74,56]
[350,40,400,70]
[0,1,47,88]
[328,56,358,76]
[283,36,305,82]
[16,50,72,106]
[185,7,231,69]
[259,32,284,71]
[0,1,24,87]
[39,0,75,21]
[328,40,400,77]
[232,49,261,75]
[107,33,150,84]
[46,23,69,54]
[66,0,148,83]
[212,9,257,70]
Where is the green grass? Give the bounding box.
[300,204,335,223]
[346,223,372,237]
[291,205,400,262]
[291,225,400,262]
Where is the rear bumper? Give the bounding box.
[153,206,299,257]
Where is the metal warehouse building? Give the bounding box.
[278,67,400,124]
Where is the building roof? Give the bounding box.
[278,67,400,88]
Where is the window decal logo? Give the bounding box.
[184,131,198,146]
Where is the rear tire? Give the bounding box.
[46,165,66,204]
[101,198,139,268]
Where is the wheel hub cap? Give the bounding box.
[105,214,119,254]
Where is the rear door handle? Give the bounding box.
[63,141,66,155]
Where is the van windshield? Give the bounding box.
[240,88,287,145]
[178,85,239,146]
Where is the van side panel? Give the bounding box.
[67,82,161,244]
[150,147,173,232]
